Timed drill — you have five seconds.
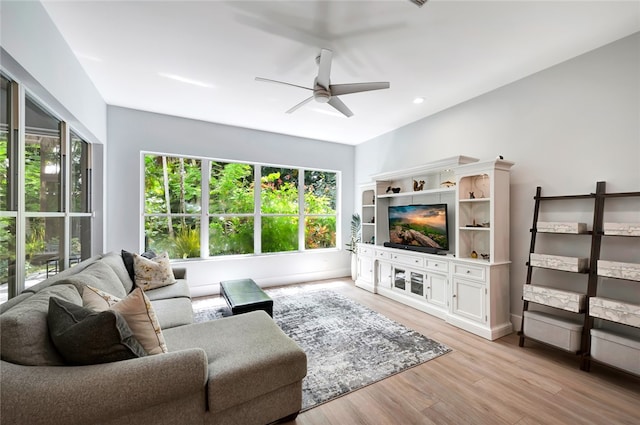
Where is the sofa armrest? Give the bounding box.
[1,348,207,425]
[172,267,187,280]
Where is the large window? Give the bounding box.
[0,75,16,301]
[143,153,339,258]
[304,170,337,249]
[0,74,95,303]
[209,161,254,255]
[144,155,202,259]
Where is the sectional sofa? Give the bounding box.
[0,251,307,425]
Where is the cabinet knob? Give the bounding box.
[453,294,457,298]
[466,270,471,274]
[434,264,438,267]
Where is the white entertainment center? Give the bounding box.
[355,156,514,340]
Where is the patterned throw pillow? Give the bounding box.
[82,285,121,311]
[82,286,168,355]
[121,249,156,283]
[133,252,176,291]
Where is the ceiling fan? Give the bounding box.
[255,49,390,118]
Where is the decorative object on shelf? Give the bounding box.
[413,180,425,191]
[472,174,489,198]
[370,217,375,223]
[481,253,490,260]
[440,180,456,188]
[537,222,587,234]
[469,192,475,199]
[603,222,640,236]
[386,186,401,193]
[470,250,478,259]
[530,253,588,273]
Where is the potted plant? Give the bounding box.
[346,213,361,280]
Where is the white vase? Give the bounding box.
[350,254,357,280]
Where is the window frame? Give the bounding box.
[141,151,341,259]
[0,72,95,303]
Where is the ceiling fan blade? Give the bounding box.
[330,82,390,96]
[255,77,312,91]
[328,96,353,118]
[286,96,314,114]
[316,49,333,90]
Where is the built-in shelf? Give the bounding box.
[378,187,455,199]
[459,198,490,203]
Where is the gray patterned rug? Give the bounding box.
[192,284,451,411]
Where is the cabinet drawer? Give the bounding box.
[376,250,392,260]
[390,253,424,268]
[453,263,485,281]
[425,259,448,273]
[358,245,374,257]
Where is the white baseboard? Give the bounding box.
[189,267,351,298]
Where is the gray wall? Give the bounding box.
[0,0,106,144]
[355,33,640,326]
[107,106,355,296]
[1,0,107,254]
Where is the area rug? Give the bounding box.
[192,285,451,411]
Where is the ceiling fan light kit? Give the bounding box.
[410,0,428,7]
[256,48,390,118]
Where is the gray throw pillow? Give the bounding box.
[47,297,147,365]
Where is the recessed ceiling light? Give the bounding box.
[413,97,425,104]
[158,73,214,89]
[76,53,103,62]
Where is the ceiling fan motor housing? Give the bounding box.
[314,86,331,103]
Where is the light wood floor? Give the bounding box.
[273,278,640,425]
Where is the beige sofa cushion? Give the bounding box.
[99,252,136,293]
[0,284,81,365]
[163,311,307,413]
[58,261,127,298]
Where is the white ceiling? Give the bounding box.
[41,0,640,145]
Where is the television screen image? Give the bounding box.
[388,204,449,251]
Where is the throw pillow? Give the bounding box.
[121,249,156,284]
[84,286,168,355]
[133,251,176,291]
[47,297,147,365]
[82,285,121,311]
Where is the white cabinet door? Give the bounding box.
[392,267,426,298]
[393,267,407,291]
[427,273,448,309]
[357,255,374,284]
[378,261,393,289]
[452,277,486,323]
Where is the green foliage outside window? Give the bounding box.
[144,155,338,258]
[0,133,9,211]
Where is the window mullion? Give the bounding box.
[15,81,25,296]
[298,168,305,251]
[61,121,70,271]
[254,165,261,254]
[201,159,210,258]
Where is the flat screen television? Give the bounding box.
[387,204,449,254]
